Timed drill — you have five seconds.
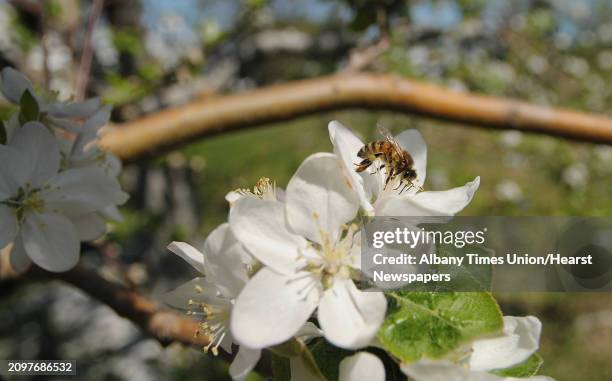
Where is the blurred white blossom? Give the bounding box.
[0,123,126,272]
[496,180,523,202]
[0,67,127,272]
[562,162,589,188]
[499,130,523,148]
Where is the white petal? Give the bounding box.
[395,129,427,187]
[220,332,234,354]
[84,104,111,129]
[285,152,359,244]
[0,144,28,196]
[163,277,227,310]
[295,321,323,342]
[4,112,20,141]
[9,235,32,273]
[328,120,375,214]
[375,177,480,216]
[47,97,100,118]
[225,190,242,206]
[318,279,387,349]
[231,267,320,349]
[42,168,128,217]
[230,197,305,274]
[9,122,60,187]
[409,176,480,215]
[374,194,440,216]
[402,360,498,381]
[22,212,79,272]
[103,154,122,177]
[203,223,249,298]
[470,316,542,372]
[229,347,261,381]
[0,67,33,103]
[47,117,82,133]
[339,352,386,381]
[101,205,123,222]
[0,205,17,248]
[72,213,107,241]
[168,241,206,274]
[403,359,555,381]
[71,105,111,160]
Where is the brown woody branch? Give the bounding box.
[31,264,215,351]
[100,73,612,162]
[1,262,275,375]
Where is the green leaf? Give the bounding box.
[377,292,504,363]
[0,121,6,144]
[435,244,494,291]
[19,89,39,123]
[270,338,326,381]
[271,354,291,381]
[491,353,543,378]
[309,339,353,381]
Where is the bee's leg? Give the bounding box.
[384,168,395,189]
[355,159,371,172]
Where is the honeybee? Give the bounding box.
[355,126,423,193]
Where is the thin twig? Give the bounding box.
[39,8,50,90]
[100,73,612,162]
[345,37,390,72]
[75,0,104,101]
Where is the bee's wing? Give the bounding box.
[377,124,404,154]
[377,124,394,141]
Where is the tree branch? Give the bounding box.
[75,0,105,101]
[31,264,215,351]
[100,73,612,162]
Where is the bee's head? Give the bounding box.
[405,169,417,181]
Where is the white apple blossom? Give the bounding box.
[0,122,127,272]
[229,153,387,350]
[60,103,125,228]
[164,223,261,381]
[1,67,127,244]
[402,316,555,381]
[0,67,100,134]
[328,121,480,216]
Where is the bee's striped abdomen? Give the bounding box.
[358,141,387,158]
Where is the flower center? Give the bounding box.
[301,223,359,290]
[234,177,277,200]
[2,184,46,223]
[187,285,231,356]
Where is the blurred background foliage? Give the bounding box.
[0,0,611,380]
